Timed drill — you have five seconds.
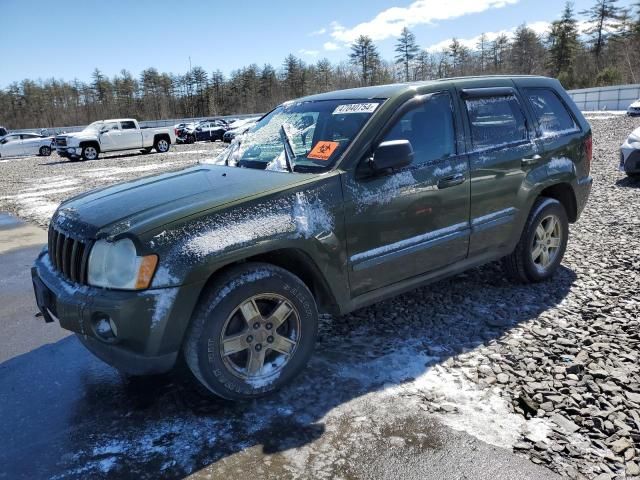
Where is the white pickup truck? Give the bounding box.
[54,118,176,161]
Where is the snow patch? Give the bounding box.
[352,170,416,211]
[293,192,334,238]
[149,287,180,329]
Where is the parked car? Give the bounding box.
[619,127,640,177]
[0,132,54,158]
[32,76,592,400]
[190,119,229,142]
[222,117,260,143]
[54,119,176,161]
[627,100,640,116]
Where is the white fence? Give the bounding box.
[567,84,640,111]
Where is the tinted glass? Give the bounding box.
[121,121,136,130]
[383,93,455,165]
[524,88,578,136]
[466,95,527,149]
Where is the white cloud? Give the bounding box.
[323,41,341,51]
[329,0,520,43]
[299,49,320,57]
[309,28,327,36]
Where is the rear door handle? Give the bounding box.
[522,154,542,167]
[437,173,466,189]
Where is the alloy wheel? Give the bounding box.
[531,214,562,272]
[219,293,300,382]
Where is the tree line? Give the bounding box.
[1,0,638,130]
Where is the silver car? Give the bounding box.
[620,127,640,177]
[0,133,54,158]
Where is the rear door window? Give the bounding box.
[524,88,578,136]
[465,95,527,150]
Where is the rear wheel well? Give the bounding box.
[539,183,577,223]
[196,250,339,316]
[154,133,171,145]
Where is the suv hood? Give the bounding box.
[57,131,97,141]
[55,165,316,237]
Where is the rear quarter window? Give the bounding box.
[524,88,579,137]
[465,95,528,150]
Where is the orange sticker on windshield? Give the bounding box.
[308,141,339,161]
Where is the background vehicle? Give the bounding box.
[33,76,592,401]
[54,119,175,161]
[0,126,8,137]
[223,117,260,143]
[619,127,640,176]
[627,100,640,116]
[190,119,229,142]
[0,132,54,157]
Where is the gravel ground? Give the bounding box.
[1,117,639,478]
[0,142,226,227]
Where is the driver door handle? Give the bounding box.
[437,173,466,189]
[522,154,542,167]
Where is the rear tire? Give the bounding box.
[183,263,318,400]
[502,197,569,283]
[39,146,52,156]
[154,138,170,153]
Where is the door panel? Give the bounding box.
[1,136,24,156]
[119,121,141,149]
[99,123,121,151]
[463,92,536,256]
[344,92,471,297]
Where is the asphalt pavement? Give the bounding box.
[0,213,560,480]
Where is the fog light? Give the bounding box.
[94,315,117,341]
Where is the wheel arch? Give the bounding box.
[192,248,340,318]
[79,140,100,153]
[153,133,171,145]
[538,182,577,223]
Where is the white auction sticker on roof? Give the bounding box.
[333,103,379,115]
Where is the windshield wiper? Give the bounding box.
[279,125,295,173]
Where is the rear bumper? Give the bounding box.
[31,252,203,375]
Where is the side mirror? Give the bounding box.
[368,140,414,174]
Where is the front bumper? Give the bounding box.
[31,252,203,375]
[55,147,80,159]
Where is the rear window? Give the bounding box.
[524,88,578,137]
[121,121,136,130]
[465,95,527,150]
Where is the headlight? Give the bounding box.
[88,238,158,290]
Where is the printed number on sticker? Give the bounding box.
[308,141,339,161]
[333,103,378,115]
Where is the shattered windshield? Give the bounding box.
[212,99,382,172]
[82,121,103,132]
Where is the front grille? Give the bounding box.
[55,137,67,147]
[48,225,91,284]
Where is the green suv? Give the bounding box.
[32,76,592,400]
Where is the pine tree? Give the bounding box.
[547,2,580,84]
[349,35,380,85]
[511,24,545,74]
[394,27,420,82]
[476,33,490,72]
[581,0,623,67]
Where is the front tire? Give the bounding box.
[39,146,52,156]
[81,145,99,161]
[502,197,569,283]
[183,263,318,400]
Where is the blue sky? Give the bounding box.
[0,0,635,87]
